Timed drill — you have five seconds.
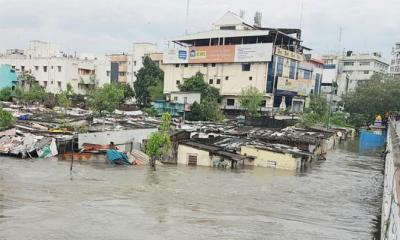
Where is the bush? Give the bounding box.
[0,108,14,130]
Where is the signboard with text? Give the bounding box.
[277,77,299,93]
[163,43,273,64]
[275,47,304,62]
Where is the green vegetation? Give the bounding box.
[19,72,36,89]
[300,96,349,128]
[0,108,14,130]
[20,84,46,104]
[118,83,135,102]
[134,56,164,107]
[343,73,400,127]
[87,84,124,116]
[146,112,172,170]
[0,87,13,101]
[238,86,263,118]
[179,72,224,122]
[57,91,72,110]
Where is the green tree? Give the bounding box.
[343,73,400,126]
[87,84,124,116]
[148,80,165,101]
[178,72,224,121]
[238,86,263,117]
[134,56,164,106]
[0,87,13,101]
[118,83,135,101]
[0,108,14,130]
[19,72,36,89]
[20,84,45,104]
[57,91,72,110]
[146,112,172,170]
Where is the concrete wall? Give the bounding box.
[381,120,400,240]
[177,144,214,166]
[169,92,201,104]
[241,146,300,170]
[0,64,17,89]
[78,128,157,148]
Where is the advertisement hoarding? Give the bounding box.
[276,77,299,93]
[275,47,304,62]
[164,43,273,64]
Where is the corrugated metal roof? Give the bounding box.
[169,30,270,42]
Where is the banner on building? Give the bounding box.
[297,79,315,96]
[276,77,299,93]
[164,43,273,64]
[275,47,304,61]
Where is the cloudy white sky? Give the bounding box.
[0,0,399,58]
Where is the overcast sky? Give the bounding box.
[0,0,399,58]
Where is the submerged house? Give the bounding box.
[177,141,250,168]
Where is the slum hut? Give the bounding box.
[241,145,313,170]
[177,141,249,168]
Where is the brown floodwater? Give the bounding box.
[0,140,383,240]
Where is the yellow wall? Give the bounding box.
[241,146,300,170]
[177,144,212,167]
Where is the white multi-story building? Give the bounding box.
[321,51,389,96]
[163,11,311,113]
[390,42,400,77]
[0,40,111,94]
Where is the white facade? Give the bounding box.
[130,42,158,85]
[168,92,201,105]
[321,51,389,96]
[390,42,400,77]
[0,41,110,94]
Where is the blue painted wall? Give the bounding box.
[0,64,18,89]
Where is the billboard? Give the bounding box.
[297,79,315,96]
[163,48,189,64]
[164,43,273,64]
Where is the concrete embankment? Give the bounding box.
[382,120,400,239]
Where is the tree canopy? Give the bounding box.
[87,84,124,115]
[0,87,13,101]
[20,84,46,104]
[238,86,263,117]
[343,73,400,126]
[134,56,164,107]
[178,72,224,121]
[146,112,172,170]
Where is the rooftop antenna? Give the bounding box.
[185,0,190,34]
[299,0,304,29]
[254,11,262,28]
[240,9,245,19]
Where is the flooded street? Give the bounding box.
[0,140,383,240]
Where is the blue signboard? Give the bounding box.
[178,50,187,60]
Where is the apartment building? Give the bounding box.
[0,41,110,94]
[321,51,389,96]
[390,42,400,77]
[163,11,310,112]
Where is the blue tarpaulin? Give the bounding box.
[106,150,132,165]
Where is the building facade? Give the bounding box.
[0,64,18,90]
[0,41,110,94]
[390,42,400,77]
[163,11,311,113]
[321,51,389,96]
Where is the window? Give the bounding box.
[35,66,39,71]
[359,61,370,66]
[260,100,267,107]
[43,66,47,72]
[134,61,137,66]
[119,72,126,76]
[289,60,296,79]
[303,70,311,80]
[175,64,179,68]
[249,76,253,81]
[11,66,15,69]
[242,63,251,71]
[183,97,188,103]
[227,98,235,106]
[51,66,54,69]
[58,66,62,72]
[58,81,62,88]
[209,79,213,84]
[225,76,229,80]
[276,56,284,77]
[363,70,370,74]
[43,81,48,87]
[184,64,188,68]
[106,71,110,76]
[176,80,180,85]
[20,66,25,72]
[188,154,198,166]
[174,96,178,101]
[343,61,354,66]
[203,63,208,67]
[216,79,221,84]
[211,63,216,67]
